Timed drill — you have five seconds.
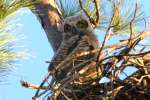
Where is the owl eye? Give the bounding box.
[64,24,72,32]
[76,19,88,28]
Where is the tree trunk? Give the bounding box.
[31,0,63,52]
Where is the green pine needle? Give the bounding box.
[0,0,38,80]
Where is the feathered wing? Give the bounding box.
[55,34,99,82]
[48,34,80,85]
[48,35,80,71]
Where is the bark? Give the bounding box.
[31,0,63,52]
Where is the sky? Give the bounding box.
[0,0,150,100]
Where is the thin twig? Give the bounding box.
[129,2,138,44]
[101,50,150,62]
[33,72,51,98]
[79,0,91,21]
[94,0,100,27]
[79,0,100,27]
[60,90,71,100]
[21,80,48,90]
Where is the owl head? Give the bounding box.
[62,11,93,37]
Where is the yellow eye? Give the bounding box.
[76,19,88,28]
[64,24,72,32]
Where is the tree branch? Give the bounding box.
[20,80,48,90]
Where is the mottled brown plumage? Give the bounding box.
[48,11,100,83]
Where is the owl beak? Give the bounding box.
[72,26,85,36]
[72,26,78,34]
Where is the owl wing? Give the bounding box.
[48,35,80,72]
[55,35,98,81]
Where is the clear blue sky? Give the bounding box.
[0,0,149,99]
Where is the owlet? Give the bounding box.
[48,11,100,82]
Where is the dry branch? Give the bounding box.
[21,80,48,90]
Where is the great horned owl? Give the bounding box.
[48,11,99,82]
